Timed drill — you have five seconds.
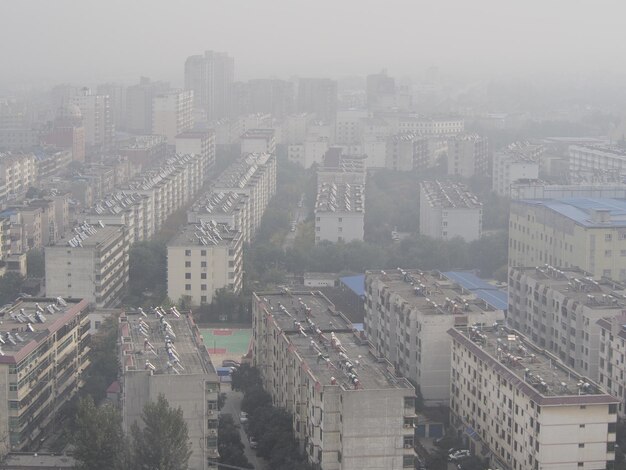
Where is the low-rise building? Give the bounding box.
[176,130,216,178]
[449,324,618,470]
[252,290,417,470]
[492,142,543,196]
[597,314,626,417]
[119,135,167,168]
[419,181,482,242]
[509,180,626,200]
[386,133,428,171]
[167,222,243,305]
[365,269,505,405]
[84,192,147,243]
[119,307,219,470]
[187,191,250,243]
[0,152,36,202]
[240,128,276,155]
[446,134,489,178]
[0,297,91,455]
[569,145,626,182]
[45,222,129,307]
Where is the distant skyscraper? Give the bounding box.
[125,77,170,134]
[152,90,194,144]
[296,78,337,121]
[97,82,126,130]
[184,50,234,121]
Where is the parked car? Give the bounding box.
[249,436,258,449]
[239,411,248,423]
[448,449,471,461]
[222,359,240,368]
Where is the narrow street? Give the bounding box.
[283,194,306,249]
[221,388,268,470]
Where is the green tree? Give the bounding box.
[26,248,45,277]
[127,240,167,306]
[73,396,128,470]
[0,272,25,305]
[81,316,119,401]
[131,394,192,470]
[218,415,252,469]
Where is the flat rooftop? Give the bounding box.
[121,135,166,149]
[241,128,275,139]
[168,221,240,248]
[214,153,272,190]
[190,190,248,216]
[366,268,505,315]
[255,291,412,391]
[449,325,618,405]
[517,198,626,228]
[511,266,626,308]
[315,182,364,213]
[120,307,215,376]
[54,222,122,248]
[421,181,481,210]
[88,191,143,216]
[570,144,626,157]
[0,297,89,363]
[442,271,508,311]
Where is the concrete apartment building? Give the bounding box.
[364,269,506,405]
[314,182,364,244]
[167,222,243,305]
[119,135,167,168]
[252,290,418,470]
[508,265,626,380]
[119,308,220,470]
[188,191,250,243]
[446,134,489,178]
[385,133,428,171]
[0,297,91,455]
[45,222,129,307]
[509,180,626,200]
[509,198,626,280]
[419,181,482,242]
[70,88,114,148]
[176,130,216,178]
[569,145,626,182]
[597,314,626,417]
[449,325,618,470]
[125,77,170,134]
[84,192,147,244]
[287,138,330,168]
[240,128,276,156]
[184,50,234,121]
[0,152,36,201]
[492,142,543,196]
[213,152,277,239]
[382,114,464,136]
[152,90,194,144]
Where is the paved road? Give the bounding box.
[283,194,307,249]
[222,389,268,470]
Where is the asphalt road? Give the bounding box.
[283,195,306,249]
[222,389,268,470]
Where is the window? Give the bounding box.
[338,227,342,233]
[201,261,207,268]
[185,250,191,256]
[201,295,207,303]
[605,250,612,257]
[604,269,612,278]
[185,261,191,267]
[185,284,191,291]
[338,217,342,222]
[201,250,206,256]
[201,284,207,291]
[185,273,191,279]
[578,443,585,448]
[609,404,618,414]
[606,234,613,241]
[402,455,414,468]
[201,273,207,279]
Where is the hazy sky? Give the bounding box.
[2,0,626,88]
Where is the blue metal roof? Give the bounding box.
[340,274,365,297]
[442,271,508,311]
[519,198,626,227]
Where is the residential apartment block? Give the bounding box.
[252,290,417,470]
[167,222,243,305]
[449,325,618,470]
[188,191,250,243]
[70,89,114,148]
[119,307,219,470]
[184,50,234,121]
[569,145,626,182]
[240,128,276,156]
[446,134,489,178]
[314,182,364,244]
[176,130,216,178]
[509,198,626,280]
[364,269,505,405]
[0,297,91,455]
[152,90,194,144]
[419,181,482,242]
[508,265,626,380]
[492,142,543,196]
[45,222,129,307]
[83,192,148,244]
[385,133,428,171]
[597,314,626,417]
[0,152,36,202]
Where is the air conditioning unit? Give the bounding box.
[404,443,413,449]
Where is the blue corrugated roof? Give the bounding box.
[519,198,626,227]
[340,274,365,297]
[442,271,508,311]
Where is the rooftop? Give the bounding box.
[254,291,412,391]
[214,153,273,190]
[449,325,618,405]
[366,268,506,316]
[169,221,240,247]
[120,135,166,149]
[315,182,364,213]
[0,297,89,363]
[420,181,482,209]
[125,153,200,192]
[53,221,122,248]
[511,265,626,309]
[190,190,248,216]
[241,128,275,139]
[496,141,545,163]
[517,198,626,228]
[88,191,144,216]
[570,144,626,158]
[120,307,215,376]
[442,271,508,311]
